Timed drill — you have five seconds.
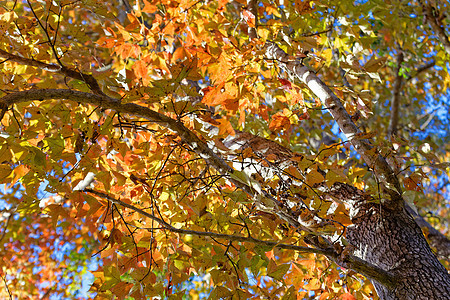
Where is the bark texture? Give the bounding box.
[331,183,450,299]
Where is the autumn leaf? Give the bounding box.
[269,111,291,131]
[340,292,356,300]
[404,173,423,191]
[267,259,291,280]
[242,9,256,28]
[364,56,387,73]
[133,60,148,80]
[0,1,449,299]
[279,78,292,90]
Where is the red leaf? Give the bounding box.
[279,78,292,89]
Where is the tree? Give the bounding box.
[0,0,449,299]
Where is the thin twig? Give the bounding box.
[1,274,12,300]
[26,0,64,67]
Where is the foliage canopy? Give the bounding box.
[0,0,449,299]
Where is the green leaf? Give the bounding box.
[267,259,291,281]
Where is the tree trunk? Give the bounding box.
[331,183,450,299]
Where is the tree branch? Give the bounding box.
[406,59,436,81]
[387,51,404,137]
[0,88,400,287]
[85,189,323,254]
[406,206,450,260]
[420,0,450,56]
[0,273,12,300]
[26,0,64,68]
[328,14,351,88]
[0,49,106,96]
[264,42,403,206]
[85,188,398,289]
[246,0,258,40]
[0,88,304,231]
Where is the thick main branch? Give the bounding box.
[0,88,302,231]
[264,42,402,206]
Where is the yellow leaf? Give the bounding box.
[12,164,30,186]
[304,278,321,290]
[160,192,170,201]
[322,48,333,65]
[306,169,324,186]
[257,27,270,40]
[0,11,18,23]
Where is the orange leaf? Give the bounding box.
[340,293,356,300]
[96,36,118,48]
[115,43,142,59]
[209,53,232,83]
[143,0,157,13]
[265,250,275,260]
[133,60,148,80]
[269,112,291,131]
[242,9,255,27]
[12,164,30,186]
[172,47,188,62]
[114,22,131,41]
[217,119,235,137]
[291,90,304,106]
